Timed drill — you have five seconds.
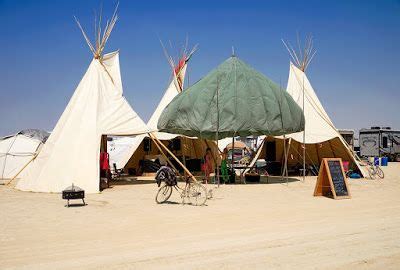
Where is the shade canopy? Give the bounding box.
[157,56,305,140]
[226,141,249,151]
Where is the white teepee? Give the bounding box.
[281,62,364,174]
[16,52,149,193]
[16,8,150,192]
[285,62,341,143]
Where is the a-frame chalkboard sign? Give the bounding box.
[314,158,351,199]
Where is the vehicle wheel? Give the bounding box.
[188,183,207,206]
[155,185,172,204]
[376,167,384,179]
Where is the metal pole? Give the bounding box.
[282,135,286,182]
[302,75,306,182]
[231,136,235,183]
[216,76,220,188]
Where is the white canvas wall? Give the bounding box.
[16,52,149,193]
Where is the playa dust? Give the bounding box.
[1,164,400,269]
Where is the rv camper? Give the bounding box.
[359,127,400,159]
[339,129,355,150]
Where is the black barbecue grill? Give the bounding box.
[62,184,85,207]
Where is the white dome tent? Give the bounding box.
[0,129,49,184]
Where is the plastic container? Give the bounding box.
[369,157,375,164]
[381,157,388,166]
[374,157,380,166]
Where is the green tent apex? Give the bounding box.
[158,56,305,140]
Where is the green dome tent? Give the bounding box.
[158,56,305,140]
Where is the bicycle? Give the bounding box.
[155,176,208,206]
[364,160,384,179]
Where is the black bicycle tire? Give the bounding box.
[188,183,207,206]
[377,167,384,179]
[155,185,172,204]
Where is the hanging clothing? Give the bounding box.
[221,159,229,182]
[100,152,110,170]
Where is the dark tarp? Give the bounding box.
[158,56,305,140]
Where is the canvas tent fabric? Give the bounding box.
[16,52,149,193]
[217,137,233,152]
[112,64,188,169]
[107,136,139,169]
[260,62,364,175]
[0,129,49,180]
[226,141,250,151]
[157,56,305,140]
[284,62,339,143]
[218,62,364,176]
[111,58,220,172]
[18,129,49,143]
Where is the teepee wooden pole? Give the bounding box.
[148,133,181,177]
[149,133,197,182]
[7,153,38,185]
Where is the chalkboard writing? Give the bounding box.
[327,160,348,197]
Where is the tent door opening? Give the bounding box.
[100,135,110,190]
[265,141,276,161]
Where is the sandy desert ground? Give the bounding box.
[1,163,400,269]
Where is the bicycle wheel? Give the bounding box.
[367,167,376,179]
[155,185,172,204]
[376,167,384,179]
[188,182,207,206]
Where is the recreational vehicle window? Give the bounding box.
[383,136,388,149]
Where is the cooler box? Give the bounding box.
[374,157,380,166]
[381,157,388,166]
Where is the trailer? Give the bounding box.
[339,129,355,150]
[359,127,400,160]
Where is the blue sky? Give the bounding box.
[0,0,399,136]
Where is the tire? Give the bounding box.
[155,185,172,204]
[368,168,376,179]
[188,183,207,206]
[376,167,384,179]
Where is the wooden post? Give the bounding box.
[149,133,197,183]
[285,138,292,183]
